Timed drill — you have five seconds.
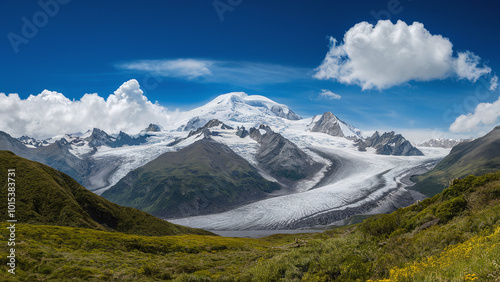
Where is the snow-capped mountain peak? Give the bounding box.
[173,92,301,131]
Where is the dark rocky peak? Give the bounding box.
[236,126,249,138]
[187,119,233,138]
[111,131,149,148]
[359,131,423,156]
[144,123,161,132]
[249,124,273,142]
[309,112,345,137]
[85,128,116,148]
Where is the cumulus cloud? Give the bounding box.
[314,20,494,90]
[319,89,341,100]
[118,59,307,85]
[490,75,498,91]
[0,79,175,139]
[450,96,500,133]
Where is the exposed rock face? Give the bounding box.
[144,123,161,132]
[309,112,345,137]
[85,128,149,148]
[86,128,116,148]
[249,125,323,184]
[357,131,424,156]
[236,126,249,138]
[187,119,233,138]
[113,131,149,147]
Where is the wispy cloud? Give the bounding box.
[490,75,498,91]
[319,89,341,100]
[314,20,495,90]
[119,59,213,80]
[117,59,309,86]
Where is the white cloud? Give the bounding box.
[119,59,212,80]
[490,75,498,91]
[314,20,494,90]
[450,95,500,133]
[0,79,177,139]
[454,51,491,82]
[319,89,341,100]
[118,59,307,85]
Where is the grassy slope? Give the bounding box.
[102,139,280,218]
[411,125,500,197]
[0,150,212,236]
[0,171,499,281]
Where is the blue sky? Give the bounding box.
[1,0,499,140]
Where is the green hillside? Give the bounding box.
[102,139,280,218]
[412,125,500,196]
[0,151,212,236]
[0,169,498,281]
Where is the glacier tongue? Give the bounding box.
[170,146,449,230]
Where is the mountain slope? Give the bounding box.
[102,138,281,218]
[250,125,323,184]
[0,131,89,184]
[411,125,500,196]
[0,151,211,236]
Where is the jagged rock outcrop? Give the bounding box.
[113,131,149,147]
[187,119,233,138]
[357,131,423,156]
[236,126,249,138]
[86,128,116,148]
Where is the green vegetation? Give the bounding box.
[0,150,211,236]
[412,125,500,196]
[1,170,499,281]
[102,139,280,218]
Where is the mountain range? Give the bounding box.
[1,91,494,230]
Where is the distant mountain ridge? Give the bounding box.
[411,125,500,196]
[418,138,473,149]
